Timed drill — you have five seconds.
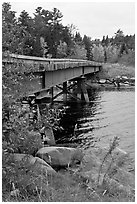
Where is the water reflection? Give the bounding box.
[56,88,135,159]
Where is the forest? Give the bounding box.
[2,2,135,64]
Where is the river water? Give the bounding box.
[56,87,135,159]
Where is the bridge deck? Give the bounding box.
[3,53,102,72]
[3,53,102,96]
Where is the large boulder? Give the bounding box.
[10,153,56,175]
[36,146,84,168]
[5,153,57,197]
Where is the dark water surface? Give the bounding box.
[57,88,135,159]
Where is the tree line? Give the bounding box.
[2,2,135,63]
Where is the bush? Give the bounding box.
[118,50,135,66]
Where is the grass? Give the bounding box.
[97,62,135,80]
[3,140,135,202]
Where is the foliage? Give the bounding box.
[68,43,87,59]
[92,44,105,62]
[74,32,83,43]
[2,3,29,54]
[97,136,120,185]
[83,35,93,60]
[83,29,135,64]
[105,44,119,63]
[2,2,135,62]
[2,2,74,58]
[56,41,68,58]
[118,50,135,66]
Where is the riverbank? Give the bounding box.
[3,140,135,202]
[85,62,135,90]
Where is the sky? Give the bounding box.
[4,1,136,39]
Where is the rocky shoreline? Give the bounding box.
[86,75,135,90]
[4,138,135,202]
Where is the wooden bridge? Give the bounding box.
[3,54,102,102]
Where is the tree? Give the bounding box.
[2,3,33,55]
[105,35,109,46]
[2,2,16,24]
[18,10,32,28]
[74,32,83,43]
[105,44,119,63]
[2,3,76,58]
[101,36,106,46]
[115,29,124,38]
[56,41,68,58]
[18,11,35,55]
[31,7,72,58]
[51,7,63,25]
[113,29,124,46]
[83,35,93,60]
[92,44,104,62]
[68,43,87,59]
[2,2,19,53]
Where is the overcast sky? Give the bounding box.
[9,1,135,39]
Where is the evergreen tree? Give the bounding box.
[113,29,124,46]
[83,35,93,60]
[18,10,34,55]
[101,36,106,46]
[2,2,19,53]
[105,35,109,46]
[74,32,83,43]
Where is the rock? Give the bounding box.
[8,153,58,196]
[10,189,20,197]
[36,146,84,168]
[10,153,56,175]
[11,153,35,165]
[40,126,56,146]
[34,157,56,175]
[99,79,106,84]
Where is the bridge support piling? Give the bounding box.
[63,81,67,102]
[76,76,89,102]
[50,87,54,103]
[76,79,82,100]
[81,78,89,102]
